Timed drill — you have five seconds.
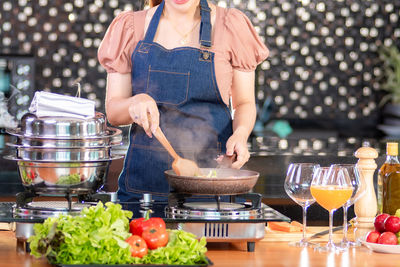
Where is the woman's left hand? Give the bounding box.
[225,130,250,169]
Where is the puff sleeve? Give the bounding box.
[224,8,269,71]
[98,11,137,73]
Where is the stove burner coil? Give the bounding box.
[26,201,90,210]
[182,202,245,211]
[13,201,91,219]
[165,205,264,219]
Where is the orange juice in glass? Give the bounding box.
[310,185,353,211]
[311,166,354,252]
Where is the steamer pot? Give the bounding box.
[5,112,122,195]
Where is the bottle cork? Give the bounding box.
[387,142,398,156]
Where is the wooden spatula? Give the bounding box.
[153,126,201,177]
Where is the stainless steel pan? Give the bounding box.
[164,168,259,195]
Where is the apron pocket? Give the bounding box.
[146,68,189,105]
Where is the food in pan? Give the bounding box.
[194,169,218,178]
[20,169,36,185]
[20,162,84,185]
[55,173,82,185]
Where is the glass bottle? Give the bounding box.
[378,142,400,214]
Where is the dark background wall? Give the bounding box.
[0,0,399,136]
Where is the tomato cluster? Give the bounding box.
[125,213,169,258]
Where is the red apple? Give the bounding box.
[366,231,381,243]
[377,231,398,245]
[374,213,390,232]
[384,216,400,234]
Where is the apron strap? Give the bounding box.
[143,0,212,48]
[143,0,165,43]
[199,0,212,48]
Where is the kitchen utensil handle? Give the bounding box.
[217,153,237,168]
[153,127,180,160]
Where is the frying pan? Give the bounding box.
[164,168,260,195]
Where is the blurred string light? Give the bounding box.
[0,0,399,124]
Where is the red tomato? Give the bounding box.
[142,227,169,250]
[129,215,166,236]
[126,235,148,258]
[27,170,36,180]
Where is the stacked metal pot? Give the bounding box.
[6,112,122,195]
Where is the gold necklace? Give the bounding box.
[165,16,201,45]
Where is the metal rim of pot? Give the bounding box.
[7,127,122,141]
[6,146,121,162]
[4,154,123,162]
[6,129,122,148]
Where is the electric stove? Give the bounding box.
[0,192,289,253]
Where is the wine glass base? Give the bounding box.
[314,243,347,252]
[335,240,361,248]
[288,240,319,248]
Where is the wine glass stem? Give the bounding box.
[301,205,309,241]
[342,205,348,242]
[328,210,334,246]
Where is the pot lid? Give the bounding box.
[16,112,108,138]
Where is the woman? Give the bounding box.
[98,0,269,202]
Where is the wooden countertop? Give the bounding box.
[1,229,400,267]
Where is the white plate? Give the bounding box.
[361,238,400,254]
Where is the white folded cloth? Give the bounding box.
[29,91,95,119]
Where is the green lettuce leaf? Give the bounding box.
[141,229,208,265]
[28,202,208,265]
[29,202,134,265]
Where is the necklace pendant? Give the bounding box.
[180,39,187,45]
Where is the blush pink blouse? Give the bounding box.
[98,6,269,105]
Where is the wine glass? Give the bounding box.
[311,165,354,252]
[284,163,320,247]
[333,164,366,248]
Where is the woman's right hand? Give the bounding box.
[128,93,159,137]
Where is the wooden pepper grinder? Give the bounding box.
[354,143,379,241]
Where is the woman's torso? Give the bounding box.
[119,1,233,200]
[98,3,269,106]
[143,4,232,105]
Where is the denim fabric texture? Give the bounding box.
[118,0,233,202]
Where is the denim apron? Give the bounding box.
[118,0,233,202]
